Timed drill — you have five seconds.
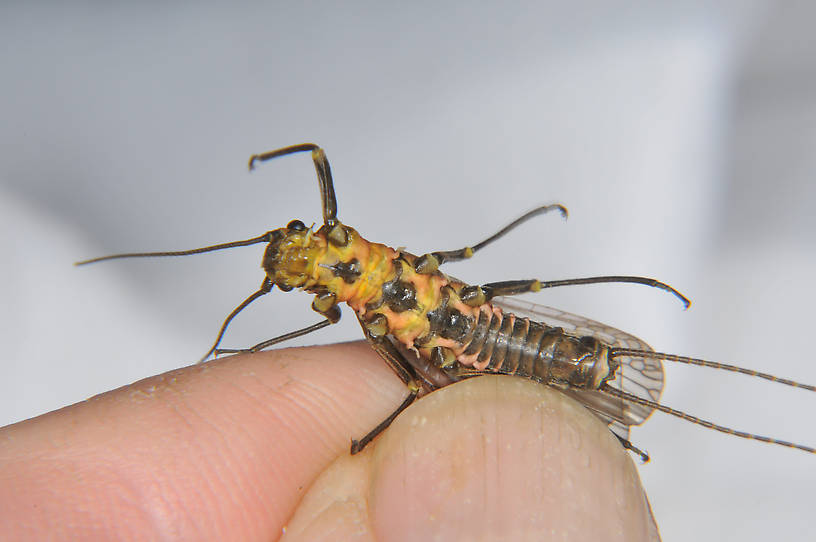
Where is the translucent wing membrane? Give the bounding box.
[492,296,664,440]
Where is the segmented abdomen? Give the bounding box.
[457,308,608,390]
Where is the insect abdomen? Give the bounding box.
[461,309,607,389]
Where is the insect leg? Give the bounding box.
[214,319,335,356]
[351,320,423,454]
[614,434,650,463]
[199,278,274,361]
[215,302,342,356]
[457,277,689,308]
[247,143,339,227]
[413,204,567,273]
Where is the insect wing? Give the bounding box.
[491,296,664,439]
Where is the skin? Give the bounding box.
[0,342,658,541]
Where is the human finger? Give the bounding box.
[282,376,659,542]
[0,342,405,541]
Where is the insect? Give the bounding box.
[77,143,816,461]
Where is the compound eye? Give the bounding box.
[286,219,306,231]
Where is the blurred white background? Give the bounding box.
[1,2,814,540]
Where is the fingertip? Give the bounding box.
[367,376,657,541]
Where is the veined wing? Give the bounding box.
[491,296,664,440]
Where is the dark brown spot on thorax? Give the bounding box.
[382,278,417,312]
[427,306,473,342]
[328,258,361,284]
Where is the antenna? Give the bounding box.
[75,232,274,266]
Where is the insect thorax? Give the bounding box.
[262,223,398,303]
